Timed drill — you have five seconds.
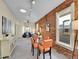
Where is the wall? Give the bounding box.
[23,23,35,34]
[0,0,23,38]
[35,0,78,57]
[74,0,78,20]
[15,24,24,38]
[36,0,73,42]
[36,0,77,44]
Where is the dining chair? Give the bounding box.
[31,34,39,56]
[38,39,53,59]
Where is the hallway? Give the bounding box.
[0,0,78,59]
[9,38,67,59]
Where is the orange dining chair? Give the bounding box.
[38,39,53,59]
[31,34,39,56]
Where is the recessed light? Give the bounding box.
[20,9,27,13]
[32,0,35,5]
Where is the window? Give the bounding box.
[56,3,74,51]
[59,13,71,44]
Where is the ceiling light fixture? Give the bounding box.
[20,9,27,13]
[32,0,35,5]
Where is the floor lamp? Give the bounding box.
[72,20,78,59]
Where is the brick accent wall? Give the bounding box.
[35,0,78,59]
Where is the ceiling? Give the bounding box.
[4,0,65,23]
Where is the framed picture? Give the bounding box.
[46,23,50,31]
[2,16,11,34]
[2,16,7,34]
[7,20,11,33]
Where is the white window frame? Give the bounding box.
[56,3,74,51]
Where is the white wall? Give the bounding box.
[15,24,24,38]
[0,0,23,38]
[23,23,35,34]
[30,24,35,34]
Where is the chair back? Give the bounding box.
[33,34,39,41]
[43,39,53,48]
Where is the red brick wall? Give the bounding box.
[35,0,78,58]
[36,0,74,40]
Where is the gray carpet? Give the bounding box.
[8,38,68,59]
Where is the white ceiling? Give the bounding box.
[4,0,65,23]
